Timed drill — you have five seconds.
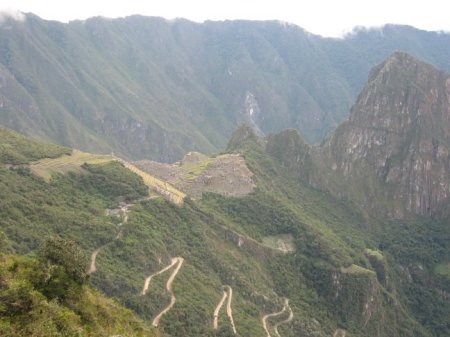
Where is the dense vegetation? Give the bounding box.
[81,161,149,202]
[2,14,450,161]
[0,237,156,337]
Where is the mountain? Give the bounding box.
[264,51,450,219]
[1,29,450,337]
[307,52,450,219]
[2,117,449,337]
[2,13,450,161]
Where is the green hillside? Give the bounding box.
[1,15,450,161]
[0,249,157,337]
[0,126,448,336]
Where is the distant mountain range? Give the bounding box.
[1,13,450,161]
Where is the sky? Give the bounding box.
[1,0,449,37]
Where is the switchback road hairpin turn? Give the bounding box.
[212,285,237,334]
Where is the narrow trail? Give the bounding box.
[225,286,237,335]
[273,299,293,337]
[213,290,228,329]
[88,247,102,274]
[88,230,122,274]
[152,257,184,327]
[261,298,292,337]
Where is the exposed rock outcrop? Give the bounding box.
[313,52,450,217]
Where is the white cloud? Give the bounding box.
[0,0,449,37]
[0,8,25,23]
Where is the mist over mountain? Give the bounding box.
[1,14,450,161]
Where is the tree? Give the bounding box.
[35,236,88,301]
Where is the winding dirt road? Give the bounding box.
[87,231,122,275]
[273,299,293,337]
[262,301,286,337]
[212,285,237,334]
[225,286,237,335]
[88,204,130,275]
[213,289,228,329]
[152,257,184,327]
[262,298,292,337]
[141,258,179,296]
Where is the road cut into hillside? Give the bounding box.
[141,257,179,296]
[213,289,228,329]
[152,257,184,327]
[212,285,237,334]
[273,299,293,337]
[262,297,292,337]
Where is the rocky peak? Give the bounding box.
[226,123,266,151]
[318,52,450,217]
[349,51,450,128]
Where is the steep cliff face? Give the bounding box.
[316,52,450,217]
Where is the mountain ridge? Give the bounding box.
[2,14,450,161]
